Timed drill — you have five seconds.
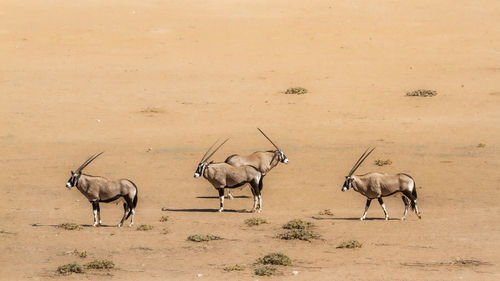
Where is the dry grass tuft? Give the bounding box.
[254,265,276,276]
[136,225,153,231]
[187,234,222,242]
[284,87,308,95]
[406,89,437,97]
[57,223,82,230]
[85,260,115,269]
[140,107,164,113]
[278,229,320,241]
[57,263,86,275]
[159,216,169,222]
[337,240,363,249]
[245,217,268,226]
[223,264,246,271]
[477,143,486,148]
[374,159,392,166]
[282,219,313,230]
[258,253,292,266]
[73,249,88,258]
[318,209,334,216]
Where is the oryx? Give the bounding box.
[224,128,288,198]
[341,148,421,220]
[66,152,138,227]
[194,139,264,212]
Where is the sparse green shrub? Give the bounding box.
[73,249,88,258]
[136,225,153,231]
[254,265,276,276]
[477,143,486,148]
[406,89,437,97]
[159,216,169,222]
[278,229,320,241]
[282,219,313,230]
[85,260,114,269]
[57,223,82,230]
[57,263,86,275]
[224,264,245,271]
[284,87,308,95]
[318,209,334,216]
[258,253,292,266]
[374,159,392,166]
[245,217,268,226]
[187,234,222,242]
[337,240,362,249]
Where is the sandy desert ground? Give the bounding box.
[1,0,500,280]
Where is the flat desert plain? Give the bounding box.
[1,1,500,280]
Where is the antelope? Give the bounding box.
[194,139,264,213]
[66,152,139,227]
[341,148,421,220]
[224,128,288,198]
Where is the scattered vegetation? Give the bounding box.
[140,106,164,113]
[278,229,320,241]
[337,240,363,249]
[57,223,82,231]
[258,253,292,266]
[284,87,308,95]
[406,89,437,97]
[477,143,486,148]
[161,228,169,234]
[223,264,246,272]
[73,249,88,258]
[136,224,153,231]
[402,257,489,267]
[245,217,268,226]
[254,265,276,276]
[318,209,334,216]
[282,219,313,230]
[159,216,169,222]
[57,263,86,275]
[374,159,392,166]
[187,234,222,242]
[85,259,115,269]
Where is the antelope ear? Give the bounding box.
[71,171,74,174]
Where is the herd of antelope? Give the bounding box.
[66,128,421,227]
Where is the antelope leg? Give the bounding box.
[361,199,371,220]
[378,198,389,220]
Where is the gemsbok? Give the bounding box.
[66,152,138,227]
[224,128,288,198]
[341,148,421,220]
[194,139,264,212]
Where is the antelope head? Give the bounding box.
[66,152,103,188]
[341,148,375,192]
[257,128,288,164]
[194,138,229,178]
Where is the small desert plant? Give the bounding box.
[258,253,292,266]
[406,89,437,97]
[224,264,245,271]
[337,240,362,249]
[187,234,222,242]
[245,217,268,226]
[57,263,86,275]
[85,259,115,269]
[161,228,169,234]
[254,265,276,276]
[73,249,88,258]
[282,219,313,230]
[159,216,169,222]
[374,159,392,166]
[278,229,320,241]
[136,224,153,231]
[57,223,82,230]
[140,107,164,113]
[284,87,307,95]
[477,143,486,148]
[318,209,334,216]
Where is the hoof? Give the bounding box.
[117,223,122,228]
[385,217,389,221]
[218,209,223,213]
[401,217,406,221]
[228,194,234,200]
[128,223,134,228]
[257,209,262,213]
[360,217,365,221]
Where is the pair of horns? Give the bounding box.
[76,152,104,173]
[258,128,280,151]
[348,147,375,177]
[200,138,229,163]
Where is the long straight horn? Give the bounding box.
[200,139,220,162]
[348,148,370,176]
[76,152,104,173]
[257,128,280,150]
[204,138,229,162]
[349,147,375,176]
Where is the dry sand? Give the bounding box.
[1,0,500,280]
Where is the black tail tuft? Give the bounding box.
[410,179,417,210]
[130,181,139,208]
